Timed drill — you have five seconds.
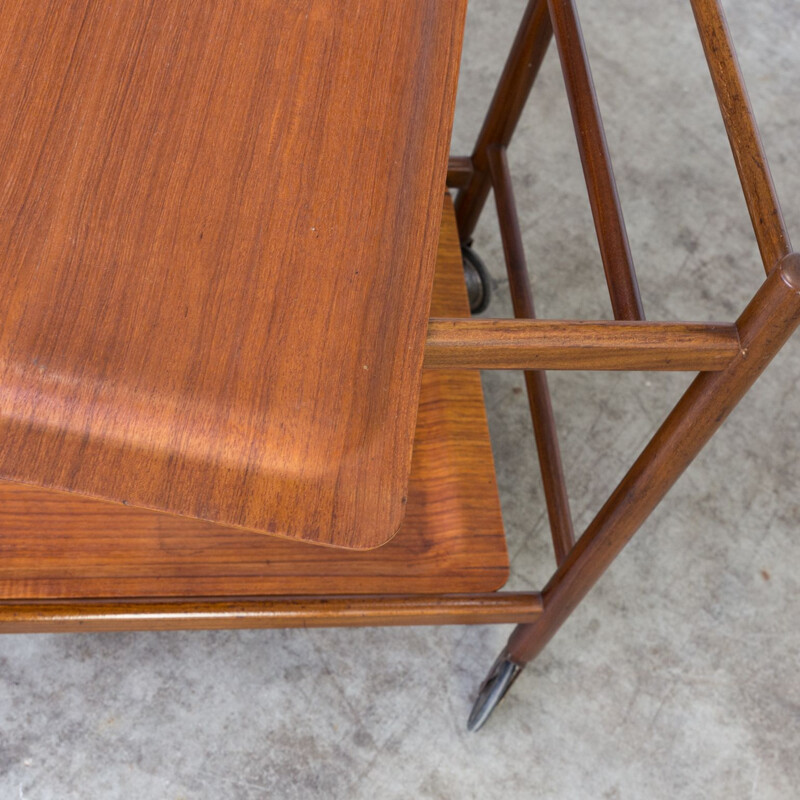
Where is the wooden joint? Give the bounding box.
[447,156,475,189]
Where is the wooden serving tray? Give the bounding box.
[0,196,509,598]
[0,1,467,549]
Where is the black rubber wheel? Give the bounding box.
[461,244,492,315]
[467,656,522,732]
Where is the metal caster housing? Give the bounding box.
[461,243,492,315]
[467,654,522,732]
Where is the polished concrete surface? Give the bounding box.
[2,1,799,797]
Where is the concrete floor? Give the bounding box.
[2,1,799,797]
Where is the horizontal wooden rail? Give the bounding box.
[547,0,644,321]
[447,156,474,189]
[690,0,792,274]
[424,319,741,370]
[0,593,543,633]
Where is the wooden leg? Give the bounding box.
[468,255,800,730]
[546,0,643,320]
[507,254,800,665]
[455,0,553,241]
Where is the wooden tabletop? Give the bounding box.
[0,1,467,549]
[0,196,509,600]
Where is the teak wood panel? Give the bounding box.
[0,0,467,549]
[0,195,510,599]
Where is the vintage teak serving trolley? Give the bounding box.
[0,0,797,730]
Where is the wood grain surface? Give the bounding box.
[0,593,541,633]
[0,195,509,599]
[424,319,741,371]
[0,0,467,549]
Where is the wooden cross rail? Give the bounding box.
[0,593,544,633]
[424,319,741,371]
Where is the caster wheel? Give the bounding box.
[461,244,492,315]
[467,655,522,732]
